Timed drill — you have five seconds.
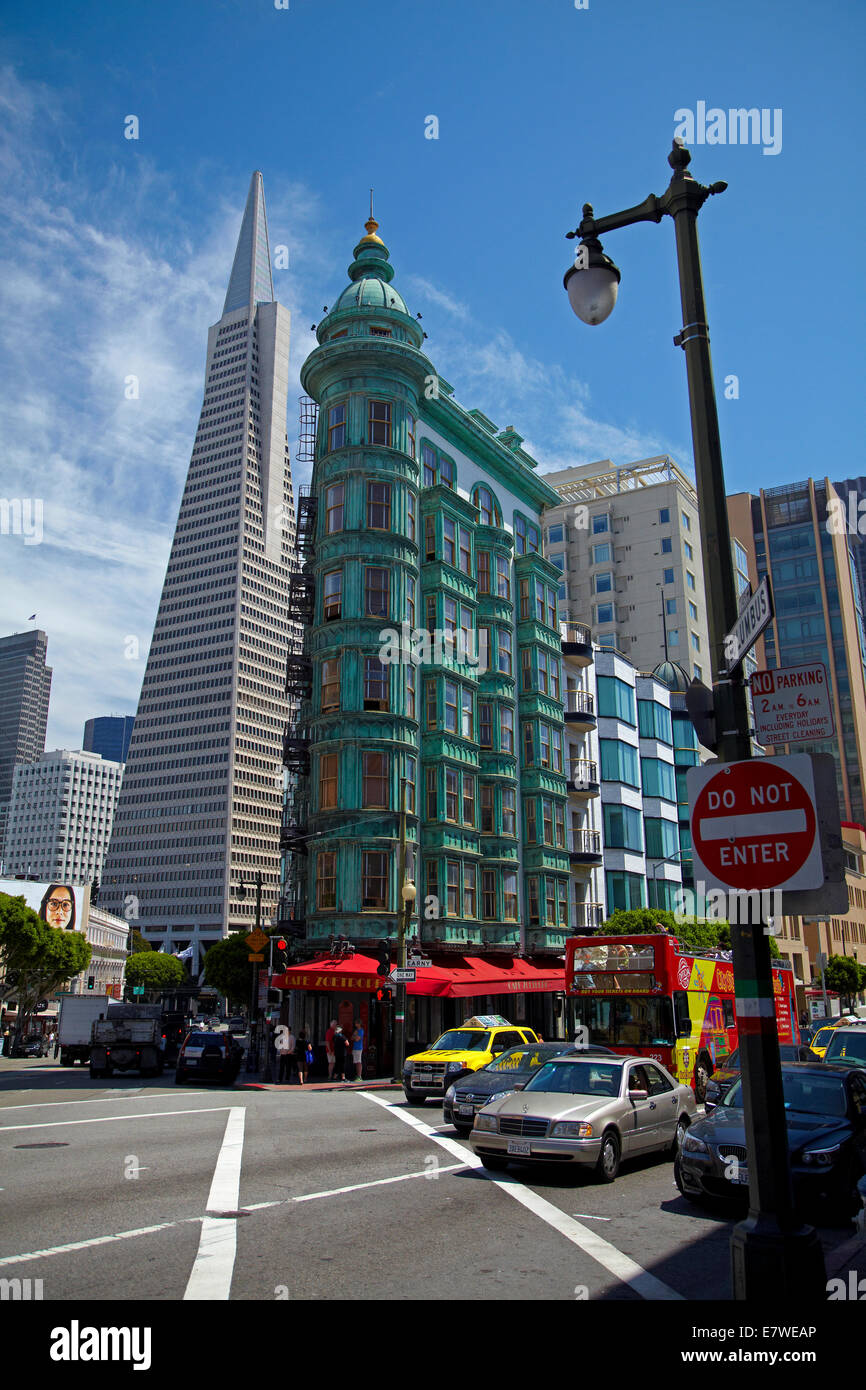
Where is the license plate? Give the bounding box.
[457,1104,474,1116]
[507,1139,531,1156]
[183,1047,204,1058]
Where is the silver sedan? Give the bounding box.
[469,1055,696,1182]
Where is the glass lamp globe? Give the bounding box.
[401,881,417,903]
[565,265,619,326]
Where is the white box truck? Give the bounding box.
[57,993,111,1066]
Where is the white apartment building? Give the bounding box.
[67,901,130,999]
[543,456,711,680]
[2,750,123,884]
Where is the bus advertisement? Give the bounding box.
[565,934,799,1101]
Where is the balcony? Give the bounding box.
[280,798,308,856]
[572,901,606,931]
[563,689,596,729]
[569,828,603,865]
[568,759,599,796]
[560,621,593,666]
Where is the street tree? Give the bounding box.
[203,933,255,1007]
[601,907,780,957]
[823,954,866,1011]
[124,952,185,997]
[0,891,92,1033]
[129,929,153,954]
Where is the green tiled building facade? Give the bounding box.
[284,217,569,960]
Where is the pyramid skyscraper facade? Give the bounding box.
[100,173,296,963]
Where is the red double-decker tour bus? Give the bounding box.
[565,934,799,1100]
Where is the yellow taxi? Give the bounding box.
[402,1016,540,1104]
[808,1017,854,1059]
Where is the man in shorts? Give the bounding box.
[352,1019,365,1081]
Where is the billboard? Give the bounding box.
[0,880,88,933]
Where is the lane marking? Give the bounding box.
[0,1219,202,1267]
[291,1163,466,1202]
[0,1106,233,1133]
[184,1107,246,1300]
[360,1093,682,1302]
[572,1213,612,1221]
[0,1092,209,1113]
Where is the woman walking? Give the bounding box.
[296,1029,310,1085]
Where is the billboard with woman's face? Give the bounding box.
[0,880,86,932]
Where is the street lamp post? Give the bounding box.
[238,872,263,1073]
[564,140,825,1299]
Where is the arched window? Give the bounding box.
[473,486,501,527]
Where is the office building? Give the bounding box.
[728,479,866,823]
[2,749,123,884]
[99,172,297,966]
[0,630,52,852]
[83,715,135,765]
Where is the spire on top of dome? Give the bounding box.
[359,189,384,247]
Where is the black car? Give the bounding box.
[704,1044,814,1112]
[11,1033,49,1058]
[676,1062,866,1218]
[443,1042,615,1135]
[175,1031,243,1085]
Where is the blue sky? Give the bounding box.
[0,0,863,748]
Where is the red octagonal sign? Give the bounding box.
[688,755,823,893]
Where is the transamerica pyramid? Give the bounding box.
[100,172,297,966]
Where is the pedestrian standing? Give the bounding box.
[0,1027,8,1057]
[296,1029,311,1085]
[351,1019,365,1081]
[275,1024,295,1084]
[333,1026,349,1082]
[325,1018,337,1080]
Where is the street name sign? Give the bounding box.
[750,662,834,745]
[391,968,416,983]
[687,754,823,893]
[408,957,432,968]
[724,576,772,671]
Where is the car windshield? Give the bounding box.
[487,1045,570,1073]
[825,1033,866,1066]
[429,1030,491,1052]
[523,1061,623,1097]
[723,1072,848,1117]
[811,1028,835,1048]
[186,1033,223,1046]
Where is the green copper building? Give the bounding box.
[280,215,574,1052]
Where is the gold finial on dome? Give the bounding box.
[361,187,384,244]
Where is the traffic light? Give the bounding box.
[87,976,95,990]
[376,940,391,978]
[375,983,394,1004]
[275,938,288,968]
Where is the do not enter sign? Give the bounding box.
[687,755,823,893]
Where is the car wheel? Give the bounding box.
[595,1130,621,1183]
[694,1059,711,1103]
[670,1116,690,1157]
[480,1154,509,1172]
[453,1124,473,1137]
[404,1089,426,1106]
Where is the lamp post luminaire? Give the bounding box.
[564,139,825,1299]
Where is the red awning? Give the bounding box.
[407,956,564,999]
[272,953,564,999]
[272,954,382,993]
